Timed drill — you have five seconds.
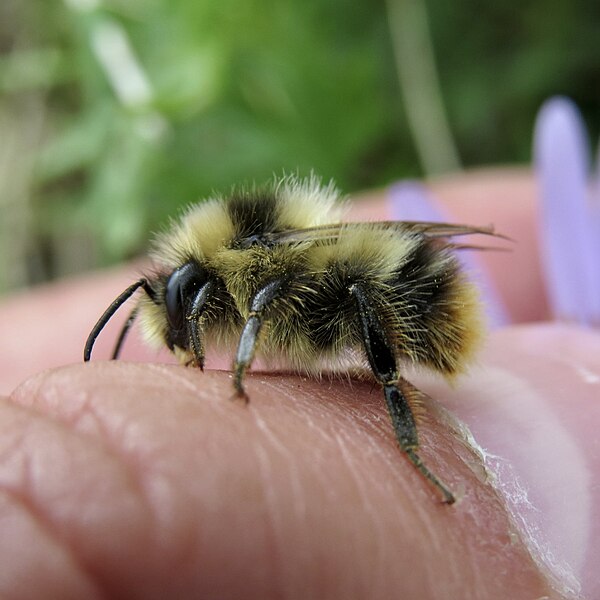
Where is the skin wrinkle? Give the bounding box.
[252,376,391,599]
[101,370,246,556]
[0,487,106,600]
[142,362,215,399]
[339,404,393,468]
[0,492,104,600]
[264,372,458,511]
[444,496,488,598]
[17,373,165,544]
[258,379,338,450]
[253,374,390,598]
[260,374,476,599]
[249,382,308,596]
[251,398,308,522]
[12,366,271,598]
[7,375,180,600]
[241,380,326,599]
[0,401,115,600]
[251,442,287,600]
[16,365,127,446]
[135,410,270,595]
[0,408,29,471]
[16,371,162,538]
[332,430,387,598]
[328,432,378,599]
[384,471,446,598]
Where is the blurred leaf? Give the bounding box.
[36,101,113,180]
[2,0,600,289]
[0,48,66,92]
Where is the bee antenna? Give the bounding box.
[84,278,154,362]
[111,306,139,360]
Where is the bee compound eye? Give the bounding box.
[164,262,207,333]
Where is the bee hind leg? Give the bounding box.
[382,383,455,504]
[350,282,455,504]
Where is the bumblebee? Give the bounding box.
[85,176,496,503]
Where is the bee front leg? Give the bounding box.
[350,283,455,504]
[186,280,216,370]
[233,278,287,401]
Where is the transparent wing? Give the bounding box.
[260,221,508,246]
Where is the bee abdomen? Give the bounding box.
[387,240,482,374]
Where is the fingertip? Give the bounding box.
[5,362,559,599]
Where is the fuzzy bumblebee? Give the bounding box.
[85,176,494,504]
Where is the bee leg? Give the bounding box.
[383,384,455,504]
[350,283,455,504]
[186,280,216,370]
[233,279,286,401]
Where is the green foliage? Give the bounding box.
[0,0,598,287]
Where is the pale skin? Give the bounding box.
[1,169,598,599]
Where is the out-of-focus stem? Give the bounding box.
[385,0,461,175]
[0,95,45,290]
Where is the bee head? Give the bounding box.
[163,261,208,351]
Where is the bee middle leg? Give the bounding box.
[233,278,287,400]
[350,283,455,504]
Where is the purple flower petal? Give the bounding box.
[388,181,508,327]
[389,180,445,222]
[593,140,600,322]
[534,97,598,325]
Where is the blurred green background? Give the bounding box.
[0,0,598,292]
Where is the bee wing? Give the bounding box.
[263,221,507,245]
